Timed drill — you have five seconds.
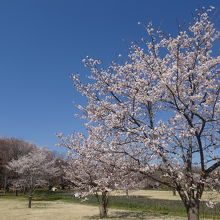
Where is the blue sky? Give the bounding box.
[0,0,219,153]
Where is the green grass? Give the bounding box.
[75,195,220,219]
[34,191,220,219]
[33,190,73,201]
[0,192,26,200]
[1,190,220,219]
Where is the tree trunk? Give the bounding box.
[48,185,53,191]
[3,175,7,195]
[28,189,33,208]
[97,191,108,218]
[177,188,201,220]
[172,189,176,196]
[99,205,108,219]
[186,201,200,220]
[125,189,129,198]
[23,186,29,194]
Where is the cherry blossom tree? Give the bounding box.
[70,7,220,220]
[0,138,36,193]
[7,148,61,208]
[57,132,144,218]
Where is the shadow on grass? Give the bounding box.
[85,210,173,220]
[31,192,220,219]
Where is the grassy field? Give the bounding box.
[115,190,220,202]
[0,197,185,220]
[0,190,219,219]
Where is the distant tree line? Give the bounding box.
[0,137,69,197]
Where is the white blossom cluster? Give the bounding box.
[64,7,219,218]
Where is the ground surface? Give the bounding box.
[0,198,185,220]
[113,190,220,202]
[1,190,218,219]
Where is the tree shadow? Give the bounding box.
[85,210,171,220]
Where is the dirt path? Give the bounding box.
[0,198,185,220]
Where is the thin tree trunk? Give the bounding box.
[28,189,33,208]
[172,189,176,196]
[125,189,129,198]
[3,175,7,195]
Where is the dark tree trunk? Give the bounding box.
[186,200,200,220]
[28,195,32,208]
[28,189,33,208]
[3,175,7,195]
[125,189,129,198]
[177,187,201,220]
[172,189,176,196]
[99,191,108,218]
[96,191,109,218]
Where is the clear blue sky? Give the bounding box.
[0,0,219,153]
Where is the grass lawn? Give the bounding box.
[115,190,220,202]
[0,190,219,219]
[0,197,185,220]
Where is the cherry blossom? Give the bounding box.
[70,7,219,220]
[7,148,61,208]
